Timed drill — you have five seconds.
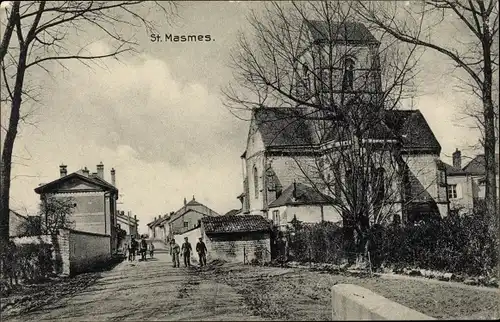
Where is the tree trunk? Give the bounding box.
[0,47,28,248]
[481,25,498,278]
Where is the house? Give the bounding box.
[147,196,220,242]
[239,20,448,224]
[268,182,342,230]
[200,215,272,264]
[34,163,119,252]
[442,149,475,215]
[461,151,500,201]
[9,210,41,237]
[116,210,139,237]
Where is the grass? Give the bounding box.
[202,262,499,320]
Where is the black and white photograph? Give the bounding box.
[0,0,499,320]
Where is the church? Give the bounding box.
[238,20,448,228]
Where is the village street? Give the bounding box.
[2,242,266,322]
[2,241,499,321]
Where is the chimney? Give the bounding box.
[452,148,461,169]
[184,197,187,206]
[292,181,297,199]
[82,167,90,177]
[111,168,116,186]
[59,164,67,177]
[154,216,157,221]
[96,162,104,179]
[192,195,195,201]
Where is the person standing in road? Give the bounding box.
[170,239,180,268]
[196,237,207,267]
[181,237,192,267]
[149,241,155,258]
[129,237,138,261]
[140,237,148,261]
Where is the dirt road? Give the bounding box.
[2,243,265,321]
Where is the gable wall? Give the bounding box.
[48,192,107,235]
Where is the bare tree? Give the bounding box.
[224,1,438,262]
[356,0,499,241]
[39,195,75,234]
[0,1,177,248]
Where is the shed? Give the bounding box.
[200,215,272,264]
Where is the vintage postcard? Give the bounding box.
[1,1,499,321]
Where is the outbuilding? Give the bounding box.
[200,215,272,264]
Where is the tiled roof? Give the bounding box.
[253,108,315,148]
[268,182,335,208]
[305,20,379,44]
[252,108,441,153]
[383,110,441,152]
[463,154,500,176]
[201,215,271,234]
[442,162,467,176]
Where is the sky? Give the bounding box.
[1,1,489,234]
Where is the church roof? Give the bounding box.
[253,107,315,147]
[251,108,441,153]
[305,20,379,44]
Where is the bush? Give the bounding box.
[380,204,498,277]
[287,221,345,264]
[1,242,55,285]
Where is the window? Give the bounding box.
[254,166,259,198]
[342,58,355,91]
[272,210,280,225]
[374,167,385,203]
[183,221,189,228]
[303,64,310,87]
[320,68,330,92]
[447,184,458,199]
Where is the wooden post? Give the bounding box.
[367,251,373,277]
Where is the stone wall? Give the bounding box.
[69,230,111,274]
[10,228,111,277]
[331,284,435,320]
[204,231,271,264]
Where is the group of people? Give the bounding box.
[169,237,207,268]
[125,236,155,261]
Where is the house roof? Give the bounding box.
[463,154,500,176]
[148,197,220,228]
[268,182,335,208]
[252,108,441,153]
[34,171,118,194]
[442,162,467,176]
[224,209,241,216]
[201,215,271,234]
[170,208,210,223]
[305,20,379,44]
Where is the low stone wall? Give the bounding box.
[10,228,111,277]
[69,230,111,274]
[331,284,435,320]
